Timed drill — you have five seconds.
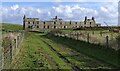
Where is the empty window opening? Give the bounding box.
[28,22,30,24]
[28,26,31,28]
[47,26,49,29]
[37,21,39,24]
[64,26,66,28]
[54,22,56,24]
[44,26,45,28]
[44,22,45,24]
[75,22,77,24]
[54,26,56,29]
[37,26,39,28]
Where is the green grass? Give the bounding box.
[60,29,119,50]
[2,23,23,31]
[11,32,72,69]
[37,34,72,69]
[45,33,119,68]
[11,32,51,69]
[61,29,109,33]
[40,35,113,69]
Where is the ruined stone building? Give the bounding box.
[23,15,101,30]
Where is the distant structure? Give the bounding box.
[23,15,101,30]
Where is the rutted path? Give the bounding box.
[40,38,81,71]
[40,35,113,69]
[10,32,113,69]
[10,32,72,69]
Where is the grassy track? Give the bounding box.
[45,33,119,68]
[2,23,119,70]
[10,30,119,69]
[40,35,113,69]
[10,32,72,69]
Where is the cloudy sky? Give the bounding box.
[1,0,119,26]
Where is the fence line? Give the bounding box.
[1,31,25,69]
[55,31,119,50]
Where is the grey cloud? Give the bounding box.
[1,3,118,26]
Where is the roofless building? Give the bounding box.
[23,15,101,30]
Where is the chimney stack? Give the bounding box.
[55,16,57,19]
[23,15,26,19]
[85,16,87,21]
[92,17,94,21]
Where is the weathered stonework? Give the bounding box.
[23,15,100,30]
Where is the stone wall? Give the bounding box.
[24,21,89,29]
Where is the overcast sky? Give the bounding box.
[1,0,119,26]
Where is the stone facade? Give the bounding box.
[23,15,100,30]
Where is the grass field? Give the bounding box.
[1,23,23,38]
[61,29,119,50]
[45,32,119,67]
[10,32,72,69]
[40,35,113,69]
[10,31,118,70]
[2,23,23,31]
[2,23,119,69]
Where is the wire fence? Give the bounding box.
[1,30,25,69]
[54,30,120,50]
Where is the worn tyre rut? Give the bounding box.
[40,38,81,71]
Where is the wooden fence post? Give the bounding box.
[71,33,73,39]
[92,31,94,35]
[118,40,120,50]
[69,32,71,38]
[79,32,81,40]
[117,35,120,50]
[77,32,79,40]
[74,32,75,39]
[100,31,102,36]
[72,32,74,39]
[17,36,19,48]
[87,33,89,43]
[106,36,109,48]
[10,43,12,63]
[75,32,77,40]
[14,39,17,49]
